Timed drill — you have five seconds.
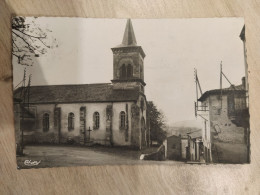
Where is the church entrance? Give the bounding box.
[141,117,146,149]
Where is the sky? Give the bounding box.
[12,17,245,125]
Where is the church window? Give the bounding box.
[43,113,49,132]
[120,111,126,128]
[68,112,75,131]
[127,64,133,78]
[120,64,126,79]
[93,112,100,129]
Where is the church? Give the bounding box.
[14,19,150,150]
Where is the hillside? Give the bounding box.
[166,120,203,137]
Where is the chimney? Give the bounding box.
[242,77,246,90]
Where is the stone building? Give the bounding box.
[166,135,182,160]
[14,19,150,150]
[240,25,250,162]
[240,25,249,107]
[186,131,203,162]
[195,25,249,164]
[198,80,248,163]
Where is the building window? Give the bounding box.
[120,64,126,79]
[68,112,75,131]
[120,111,126,129]
[43,113,49,132]
[93,112,100,129]
[127,64,133,78]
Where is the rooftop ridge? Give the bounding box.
[22,83,112,88]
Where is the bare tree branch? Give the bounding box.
[12,39,20,51]
[12,17,58,66]
[12,30,37,53]
[13,28,47,39]
[12,52,20,58]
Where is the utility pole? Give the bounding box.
[194,68,203,117]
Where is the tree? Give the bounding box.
[12,17,58,155]
[147,101,167,144]
[12,16,58,66]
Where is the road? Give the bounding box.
[17,145,184,169]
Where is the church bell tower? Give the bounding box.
[111,19,146,92]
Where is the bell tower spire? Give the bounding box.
[121,19,137,46]
[111,19,146,91]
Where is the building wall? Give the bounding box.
[241,29,249,107]
[204,94,247,163]
[209,95,245,144]
[14,97,150,149]
[22,104,58,144]
[130,95,148,149]
[188,138,195,161]
[187,138,201,161]
[197,100,211,162]
[181,139,188,159]
[14,103,21,144]
[111,102,132,146]
[167,135,181,160]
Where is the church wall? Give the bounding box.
[138,96,147,149]
[139,54,144,80]
[57,103,108,145]
[14,103,21,145]
[130,95,148,149]
[22,104,59,144]
[19,101,141,147]
[111,102,132,146]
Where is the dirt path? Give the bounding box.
[17,145,183,169]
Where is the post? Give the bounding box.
[195,69,198,106]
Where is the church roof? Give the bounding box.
[13,83,141,104]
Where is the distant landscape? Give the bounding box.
[166,120,203,137]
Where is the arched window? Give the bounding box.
[127,64,133,78]
[120,111,126,128]
[120,64,126,79]
[93,112,100,129]
[43,113,49,132]
[68,112,75,131]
